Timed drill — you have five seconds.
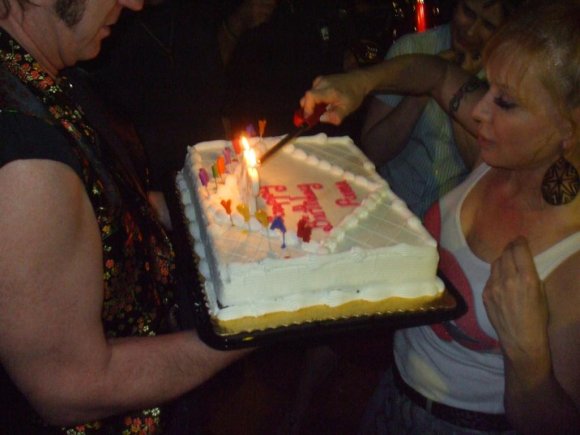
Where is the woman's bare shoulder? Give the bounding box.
[545,250,580,404]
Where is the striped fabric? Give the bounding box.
[375,24,469,219]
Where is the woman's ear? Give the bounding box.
[561,107,580,152]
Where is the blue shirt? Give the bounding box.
[375,24,468,219]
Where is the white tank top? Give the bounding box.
[394,163,580,413]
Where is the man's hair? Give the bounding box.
[1,0,86,26]
[0,0,33,18]
[495,0,525,17]
[55,0,86,26]
[455,0,525,18]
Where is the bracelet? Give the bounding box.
[222,19,239,42]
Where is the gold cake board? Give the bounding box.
[213,292,455,336]
[194,271,464,349]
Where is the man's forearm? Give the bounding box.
[303,54,481,140]
[357,55,449,100]
[33,330,249,426]
[357,54,481,136]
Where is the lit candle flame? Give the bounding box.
[241,139,260,214]
[245,147,258,168]
[241,136,250,152]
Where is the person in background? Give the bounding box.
[302,0,579,432]
[361,0,522,219]
[0,1,250,433]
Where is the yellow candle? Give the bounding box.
[245,148,260,195]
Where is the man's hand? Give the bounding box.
[148,191,172,231]
[301,70,370,126]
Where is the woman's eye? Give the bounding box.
[494,97,516,110]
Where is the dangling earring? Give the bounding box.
[541,156,579,206]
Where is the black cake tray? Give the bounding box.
[167,175,466,350]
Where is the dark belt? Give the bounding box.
[392,365,512,432]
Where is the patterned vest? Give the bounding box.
[0,29,177,434]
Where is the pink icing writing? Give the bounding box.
[260,183,333,232]
[260,185,305,218]
[294,184,333,232]
[335,180,360,207]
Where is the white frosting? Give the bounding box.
[177,134,444,322]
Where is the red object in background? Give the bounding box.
[416,0,427,32]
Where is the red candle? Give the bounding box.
[216,156,226,175]
[232,136,242,155]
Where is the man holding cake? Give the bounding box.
[0,0,249,432]
[302,0,580,432]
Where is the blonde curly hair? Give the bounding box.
[484,0,580,132]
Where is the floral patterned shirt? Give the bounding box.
[0,29,177,434]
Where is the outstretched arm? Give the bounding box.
[360,41,484,168]
[484,238,580,433]
[302,54,485,145]
[0,160,248,426]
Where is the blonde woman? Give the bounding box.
[302,1,579,432]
